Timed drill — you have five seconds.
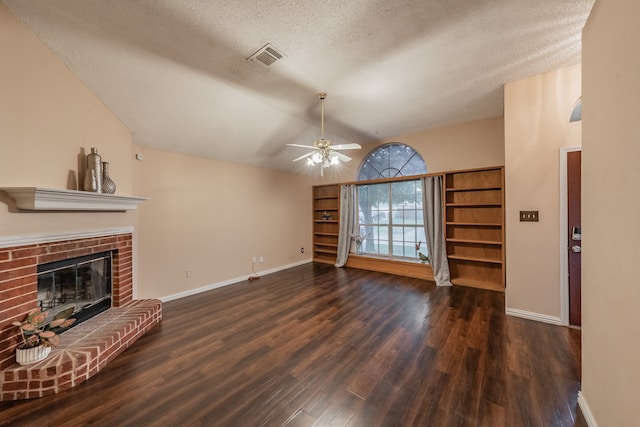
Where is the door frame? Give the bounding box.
[559,146,581,326]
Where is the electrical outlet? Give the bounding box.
[252,256,257,263]
[259,256,264,263]
[300,247,304,253]
[186,271,192,278]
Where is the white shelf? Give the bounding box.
[0,187,147,211]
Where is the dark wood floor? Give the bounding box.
[0,263,584,427]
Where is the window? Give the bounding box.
[356,180,427,259]
[357,143,427,181]
[354,143,428,259]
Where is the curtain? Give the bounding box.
[421,176,452,287]
[335,184,356,267]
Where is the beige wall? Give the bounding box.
[0,3,137,236]
[136,148,314,299]
[383,116,505,174]
[504,64,582,320]
[320,116,505,184]
[581,0,640,424]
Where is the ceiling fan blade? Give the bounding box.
[292,151,315,162]
[286,143,316,149]
[331,143,362,150]
[334,152,352,162]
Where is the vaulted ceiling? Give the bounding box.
[3,0,594,173]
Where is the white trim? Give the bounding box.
[559,146,582,326]
[0,227,135,249]
[505,307,564,325]
[0,187,147,211]
[159,259,313,303]
[578,391,599,427]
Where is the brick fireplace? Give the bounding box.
[0,229,161,400]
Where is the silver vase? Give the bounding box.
[85,147,102,193]
[101,161,116,194]
[84,169,98,192]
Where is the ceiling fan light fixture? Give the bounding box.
[329,152,340,165]
[285,92,361,176]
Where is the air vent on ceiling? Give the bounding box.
[247,43,284,68]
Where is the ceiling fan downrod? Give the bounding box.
[318,92,327,143]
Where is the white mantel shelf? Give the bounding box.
[0,187,147,211]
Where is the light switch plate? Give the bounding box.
[520,210,539,222]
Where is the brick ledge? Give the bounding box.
[1,299,162,401]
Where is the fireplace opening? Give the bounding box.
[37,251,112,328]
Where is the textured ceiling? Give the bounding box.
[3,0,594,173]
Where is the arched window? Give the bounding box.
[356,143,426,181]
[352,143,428,259]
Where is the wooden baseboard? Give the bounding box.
[450,278,504,292]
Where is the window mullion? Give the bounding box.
[387,183,392,256]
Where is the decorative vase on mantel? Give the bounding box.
[16,345,51,366]
[101,161,116,194]
[84,169,98,193]
[85,147,102,193]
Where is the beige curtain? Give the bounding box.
[335,185,356,267]
[421,176,452,287]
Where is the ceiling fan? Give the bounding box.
[287,92,361,176]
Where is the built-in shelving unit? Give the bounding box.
[0,187,147,211]
[310,167,505,290]
[444,167,505,291]
[312,184,340,264]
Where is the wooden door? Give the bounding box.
[567,151,582,326]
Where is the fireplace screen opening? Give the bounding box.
[37,251,112,327]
